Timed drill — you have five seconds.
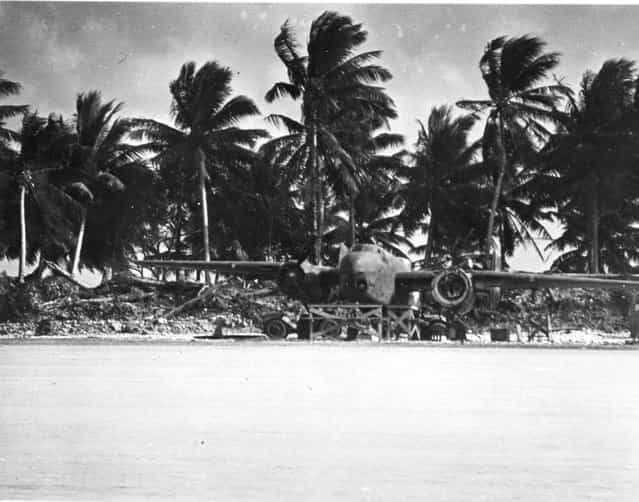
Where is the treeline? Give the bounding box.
[2,11,639,284]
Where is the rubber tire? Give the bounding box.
[264,319,288,340]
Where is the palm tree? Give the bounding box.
[400,106,485,267]
[0,72,28,280]
[238,142,306,259]
[1,113,77,282]
[327,111,404,247]
[494,173,554,265]
[538,59,639,272]
[457,35,567,261]
[325,180,414,259]
[130,61,267,277]
[0,71,28,160]
[546,200,639,273]
[67,91,135,278]
[265,11,396,264]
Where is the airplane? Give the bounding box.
[138,242,639,340]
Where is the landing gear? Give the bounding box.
[263,319,288,339]
[262,305,458,342]
[261,312,296,340]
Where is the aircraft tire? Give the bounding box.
[264,319,288,340]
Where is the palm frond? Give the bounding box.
[208,95,261,130]
[265,82,302,103]
[265,113,305,134]
[0,104,28,121]
[456,99,492,113]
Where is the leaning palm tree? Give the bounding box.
[67,91,134,278]
[130,62,267,276]
[457,35,567,261]
[265,11,396,264]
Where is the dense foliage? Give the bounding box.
[1,11,639,281]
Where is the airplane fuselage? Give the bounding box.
[336,244,411,304]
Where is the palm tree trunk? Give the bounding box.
[424,212,435,268]
[485,116,507,265]
[348,194,356,247]
[267,204,274,260]
[195,147,211,282]
[498,218,506,269]
[589,189,600,273]
[71,207,87,278]
[18,183,27,284]
[318,184,325,264]
[310,121,322,265]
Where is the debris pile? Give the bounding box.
[0,273,301,337]
[0,271,634,338]
[468,288,632,333]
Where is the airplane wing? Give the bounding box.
[470,271,639,291]
[395,270,639,291]
[395,271,437,290]
[137,259,287,280]
[138,258,341,303]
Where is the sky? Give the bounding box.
[2,2,639,272]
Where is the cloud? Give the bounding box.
[23,16,84,71]
[394,23,404,39]
[240,10,248,21]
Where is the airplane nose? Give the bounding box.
[339,251,380,300]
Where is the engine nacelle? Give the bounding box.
[431,269,475,313]
[278,263,306,297]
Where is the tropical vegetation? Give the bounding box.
[2,11,639,281]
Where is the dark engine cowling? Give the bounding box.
[431,269,475,313]
[278,263,306,297]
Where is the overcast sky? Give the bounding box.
[2,2,639,272]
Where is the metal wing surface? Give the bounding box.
[138,260,286,280]
[469,271,639,291]
[395,270,639,291]
[395,271,437,290]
